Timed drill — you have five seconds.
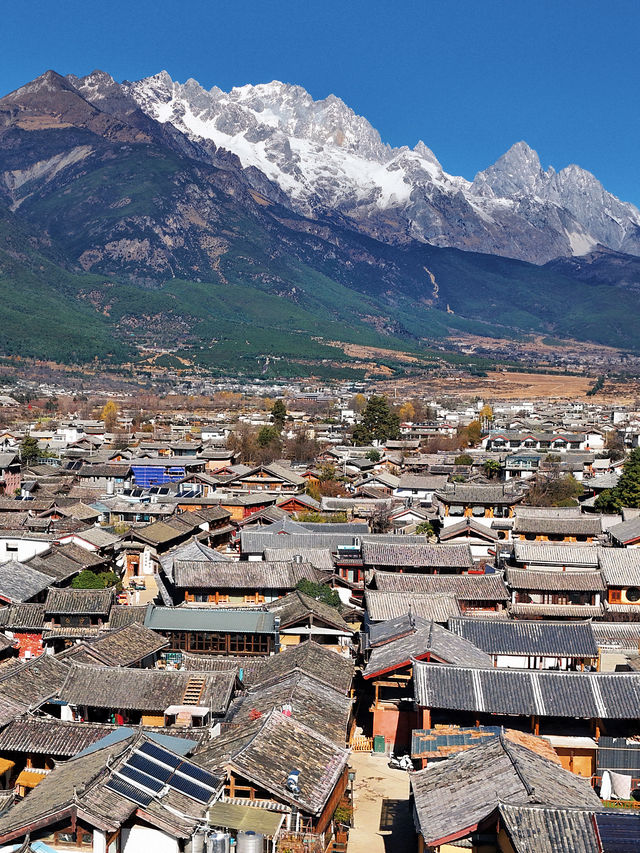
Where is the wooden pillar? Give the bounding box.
[422,707,431,729]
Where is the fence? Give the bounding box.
[350,734,373,752]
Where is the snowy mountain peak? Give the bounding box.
[471,141,544,198]
[123,70,640,263]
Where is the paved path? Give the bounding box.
[347,752,414,853]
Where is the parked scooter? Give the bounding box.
[388,753,413,771]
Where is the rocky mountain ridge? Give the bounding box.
[1,68,640,372]
[118,70,640,264]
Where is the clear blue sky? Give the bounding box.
[3,0,639,204]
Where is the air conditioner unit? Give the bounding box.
[620,587,640,605]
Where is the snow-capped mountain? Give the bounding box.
[77,71,640,264]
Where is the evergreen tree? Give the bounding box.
[596,448,640,511]
[271,399,287,431]
[352,395,400,444]
[257,425,281,448]
[19,434,40,466]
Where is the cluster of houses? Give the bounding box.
[0,397,637,850]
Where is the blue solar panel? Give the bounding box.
[129,752,173,781]
[118,764,164,793]
[595,811,640,853]
[138,741,182,769]
[105,776,153,807]
[168,773,213,803]
[175,761,220,789]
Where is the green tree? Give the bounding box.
[416,521,435,536]
[366,449,381,462]
[72,569,121,590]
[257,425,281,448]
[352,395,400,445]
[483,459,502,479]
[455,453,473,465]
[271,399,287,431]
[71,570,104,589]
[295,579,340,608]
[19,435,40,466]
[596,448,640,511]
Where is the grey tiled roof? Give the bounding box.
[436,483,524,505]
[196,709,350,815]
[598,548,640,586]
[0,560,53,602]
[0,717,120,757]
[362,542,473,569]
[512,543,600,568]
[172,559,322,590]
[45,587,115,615]
[448,618,598,657]
[499,804,594,852]
[413,661,640,719]
[506,568,605,591]
[60,663,236,715]
[513,516,602,535]
[263,547,334,569]
[227,671,352,744]
[498,804,640,853]
[363,621,491,677]
[411,736,600,847]
[373,570,509,600]
[509,603,604,617]
[608,516,640,545]
[365,591,463,623]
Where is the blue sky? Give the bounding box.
[3,0,639,203]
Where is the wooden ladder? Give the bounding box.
[182,677,205,705]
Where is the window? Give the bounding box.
[41,824,93,848]
[609,589,622,603]
[228,633,270,655]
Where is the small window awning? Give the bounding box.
[16,768,48,788]
[0,757,14,775]
[208,801,284,837]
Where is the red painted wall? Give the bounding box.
[14,633,43,659]
[372,707,420,750]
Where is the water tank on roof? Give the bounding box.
[236,831,263,853]
[208,832,230,853]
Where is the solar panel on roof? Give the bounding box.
[595,811,640,853]
[167,773,213,803]
[174,761,219,789]
[118,764,164,793]
[128,752,173,781]
[105,776,153,807]
[138,741,182,768]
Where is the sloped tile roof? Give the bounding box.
[411,736,599,847]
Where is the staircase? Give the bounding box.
[182,677,205,705]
